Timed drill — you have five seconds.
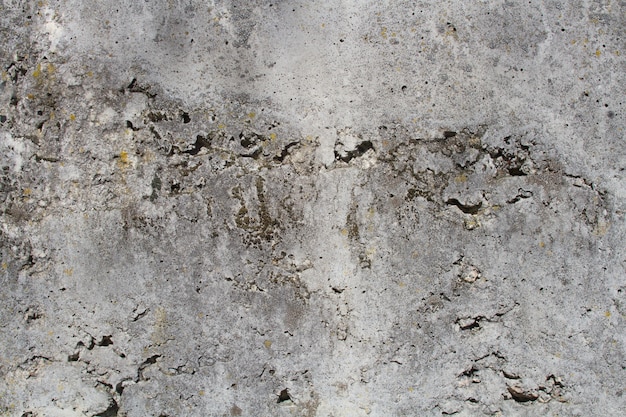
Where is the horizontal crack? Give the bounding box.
[446,198,482,214]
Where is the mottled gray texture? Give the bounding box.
[0,1,625,416]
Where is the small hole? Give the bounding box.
[277,388,291,403]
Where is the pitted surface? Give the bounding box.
[0,1,624,416]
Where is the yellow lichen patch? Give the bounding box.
[595,49,602,57]
[32,63,42,78]
[454,174,468,183]
[27,93,34,100]
[69,114,76,121]
[86,71,93,77]
[247,112,256,119]
[605,311,611,318]
[49,111,55,120]
[340,228,349,236]
[539,241,545,248]
[198,390,205,396]
[1,71,8,81]
[22,188,32,196]
[46,63,55,75]
[464,217,480,230]
[264,340,272,348]
[217,123,225,130]
[408,387,414,392]
[63,268,73,276]
[398,281,406,288]
[381,27,388,39]
[117,150,132,170]
[2,262,7,269]
[269,133,277,141]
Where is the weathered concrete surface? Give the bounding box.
[0,1,624,416]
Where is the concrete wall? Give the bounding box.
[0,1,624,415]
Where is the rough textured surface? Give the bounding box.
[1,1,625,416]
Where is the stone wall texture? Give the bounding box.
[1,1,625,416]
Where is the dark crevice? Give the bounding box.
[273,141,300,163]
[115,378,133,395]
[277,388,291,403]
[240,132,257,148]
[461,365,478,377]
[457,317,481,330]
[126,78,157,98]
[507,189,533,204]
[126,78,137,90]
[137,354,161,381]
[183,135,211,155]
[96,335,113,347]
[126,120,140,131]
[335,140,375,162]
[95,399,119,417]
[446,198,482,214]
[146,111,167,123]
[149,125,162,140]
[488,148,504,159]
[508,165,527,176]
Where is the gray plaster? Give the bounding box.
[0,1,625,416]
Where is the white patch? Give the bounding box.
[41,6,64,53]
[1,132,28,173]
